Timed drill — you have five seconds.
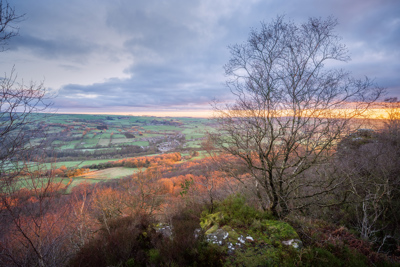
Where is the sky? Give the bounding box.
[2,0,399,116]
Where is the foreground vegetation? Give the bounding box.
[1,124,399,266]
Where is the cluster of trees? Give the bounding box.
[50,166,91,178]
[85,152,182,169]
[2,165,89,180]
[123,132,135,138]
[333,109,400,250]
[0,153,235,266]
[43,145,151,161]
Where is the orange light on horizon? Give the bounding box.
[57,110,214,118]
[56,108,398,120]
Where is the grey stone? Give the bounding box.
[282,239,303,249]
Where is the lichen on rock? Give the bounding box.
[282,239,303,249]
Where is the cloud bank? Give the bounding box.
[1,0,399,113]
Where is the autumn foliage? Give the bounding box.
[1,151,399,266]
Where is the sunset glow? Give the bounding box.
[57,108,399,120]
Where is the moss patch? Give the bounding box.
[200,211,224,230]
[200,195,301,266]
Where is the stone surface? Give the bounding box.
[155,224,172,238]
[282,239,303,249]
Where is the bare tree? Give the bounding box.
[0,69,51,177]
[0,161,71,267]
[67,183,97,252]
[382,97,400,133]
[210,16,383,217]
[336,124,400,252]
[0,2,64,266]
[0,0,23,51]
[0,0,51,182]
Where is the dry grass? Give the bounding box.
[75,167,139,180]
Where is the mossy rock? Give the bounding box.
[223,220,300,266]
[200,195,301,266]
[200,211,224,230]
[201,194,274,228]
[261,220,299,241]
[221,225,240,242]
[205,226,242,247]
[205,224,219,235]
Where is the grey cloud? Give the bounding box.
[3,0,400,112]
[55,75,229,110]
[59,64,82,72]
[8,34,97,60]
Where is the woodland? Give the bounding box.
[1,2,400,267]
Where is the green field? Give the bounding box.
[75,167,139,180]
[64,167,141,192]
[6,167,138,192]
[67,179,103,192]
[185,140,203,148]
[142,125,182,131]
[98,139,110,146]
[118,141,149,146]
[10,177,70,191]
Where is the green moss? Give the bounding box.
[221,225,240,242]
[200,194,302,266]
[296,244,375,267]
[205,224,219,235]
[261,220,299,241]
[302,247,342,266]
[124,258,135,267]
[148,248,161,264]
[221,225,232,232]
[250,219,263,231]
[225,246,278,266]
[225,241,298,267]
[200,211,224,230]
[211,194,274,227]
[201,194,274,229]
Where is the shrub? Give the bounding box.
[156,205,225,266]
[70,206,225,266]
[201,194,274,228]
[287,216,397,266]
[69,215,162,267]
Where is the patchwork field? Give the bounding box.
[28,114,213,163]
[7,114,217,192]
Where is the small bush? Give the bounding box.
[156,206,225,266]
[201,194,274,228]
[148,249,160,264]
[69,215,162,267]
[287,216,397,266]
[70,206,225,267]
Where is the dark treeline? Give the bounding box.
[41,145,154,161]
